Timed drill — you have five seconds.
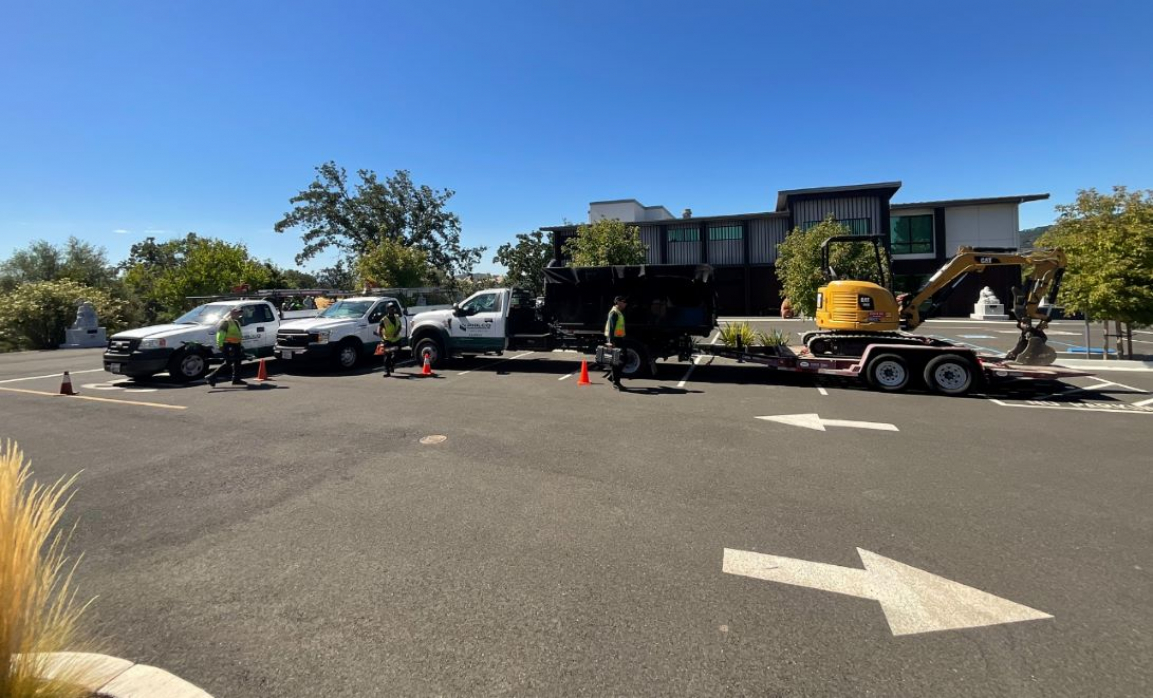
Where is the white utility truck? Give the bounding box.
[275,296,409,370]
[103,300,288,382]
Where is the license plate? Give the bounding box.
[110,363,121,373]
[278,351,292,359]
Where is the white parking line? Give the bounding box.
[817,386,829,396]
[0,368,105,384]
[678,336,718,388]
[457,352,534,376]
[0,386,187,410]
[1037,376,1147,401]
[559,372,574,381]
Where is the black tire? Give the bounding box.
[865,353,911,392]
[332,339,362,371]
[923,355,974,396]
[413,337,445,368]
[167,350,209,383]
[618,341,651,378]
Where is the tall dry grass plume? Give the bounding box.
[1,439,94,698]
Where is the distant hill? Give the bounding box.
[1019,225,1053,249]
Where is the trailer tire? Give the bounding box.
[168,349,209,383]
[413,337,444,368]
[332,339,361,371]
[619,341,650,378]
[866,353,910,392]
[923,355,973,396]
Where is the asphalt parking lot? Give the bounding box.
[2,318,1151,697]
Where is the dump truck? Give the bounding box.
[408,264,717,376]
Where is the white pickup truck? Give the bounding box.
[275,296,409,370]
[103,300,288,382]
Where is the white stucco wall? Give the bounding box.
[589,201,645,223]
[943,204,1020,253]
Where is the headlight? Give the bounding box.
[315,330,331,344]
[139,338,167,349]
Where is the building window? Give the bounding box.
[890,215,934,255]
[708,224,742,241]
[800,218,871,236]
[892,273,931,296]
[668,226,699,243]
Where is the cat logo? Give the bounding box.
[978,256,997,264]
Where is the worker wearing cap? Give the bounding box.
[378,302,403,377]
[206,306,246,387]
[605,295,628,391]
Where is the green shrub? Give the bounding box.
[718,322,757,348]
[0,280,126,351]
[757,328,792,347]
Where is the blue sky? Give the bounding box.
[2,0,1150,274]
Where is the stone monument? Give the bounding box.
[60,301,108,348]
[970,286,1009,320]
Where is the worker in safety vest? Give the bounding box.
[604,295,628,391]
[378,302,403,377]
[206,306,246,387]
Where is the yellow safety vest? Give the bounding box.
[605,308,625,338]
[381,316,402,342]
[217,319,242,347]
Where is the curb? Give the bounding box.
[1055,358,1153,372]
[22,651,213,698]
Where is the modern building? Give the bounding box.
[543,182,1049,317]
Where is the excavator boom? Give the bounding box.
[899,247,1066,365]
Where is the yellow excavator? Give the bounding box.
[804,235,1066,366]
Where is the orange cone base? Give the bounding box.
[421,356,434,376]
[577,360,591,385]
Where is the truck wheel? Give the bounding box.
[333,340,361,371]
[413,337,444,368]
[865,353,910,392]
[923,355,973,396]
[619,342,650,378]
[168,350,208,383]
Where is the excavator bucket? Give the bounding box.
[1008,331,1056,366]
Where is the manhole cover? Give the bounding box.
[420,435,447,445]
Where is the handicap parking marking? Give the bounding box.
[988,376,1153,415]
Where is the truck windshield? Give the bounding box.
[318,300,374,319]
[174,305,231,325]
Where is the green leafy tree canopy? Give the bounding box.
[1037,187,1153,326]
[122,234,274,322]
[356,238,430,289]
[0,279,126,350]
[0,237,117,292]
[775,215,891,316]
[274,162,484,283]
[562,219,648,267]
[494,230,551,295]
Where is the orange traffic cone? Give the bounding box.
[59,371,77,395]
[577,360,591,386]
[256,358,270,382]
[421,354,434,376]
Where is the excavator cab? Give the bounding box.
[813,236,902,333]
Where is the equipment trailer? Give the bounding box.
[690,337,1090,397]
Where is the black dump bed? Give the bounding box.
[542,264,716,336]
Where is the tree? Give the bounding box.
[562,219,648,267]
[0,279,126,350]
[264,266,321,290]
[1037,187,1153,328]
[122,234,274,322]
[274,162,484,282]
[493,230,551,295]
[0,237,116,292]
[356,238,430,289]
[775,215,891,316]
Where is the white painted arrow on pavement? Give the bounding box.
[755,413,899,432]
[723,547,1052,636]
